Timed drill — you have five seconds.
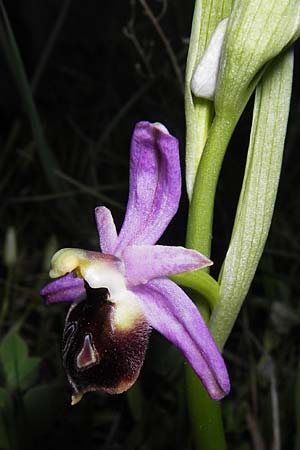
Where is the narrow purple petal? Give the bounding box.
[131,278,230,399]
[95,206,118,254]
[123,244,212,286]
[114,122,181,254]
[40,273,85,305]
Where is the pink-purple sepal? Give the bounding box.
[40,272,85,305]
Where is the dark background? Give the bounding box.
[0,1,300,449]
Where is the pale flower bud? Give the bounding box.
[191,18,229,100]
[4,227,17,268]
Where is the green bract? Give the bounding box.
[215,0,300,121]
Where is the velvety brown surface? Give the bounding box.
[62,285,150,395]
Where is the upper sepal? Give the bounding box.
[114,122,181,254]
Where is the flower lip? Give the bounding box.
[63,290,150,401]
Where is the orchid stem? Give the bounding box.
[184,114,237,450]
[186,114,237,257]
[169,270,219,310]
[183,291,228,450]
[186,366,227,450]
[184,296,227,450]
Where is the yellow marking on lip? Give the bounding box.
[48,249,126,295]
[49,248,85,278]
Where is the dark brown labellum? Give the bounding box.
[62,285,150,400]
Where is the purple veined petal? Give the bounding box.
[131,278,230,400]
[123,244,212,286]
[95,206,118,254]
[114,121,181,254]
[40,273,85,305]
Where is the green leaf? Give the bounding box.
[0,1,63,193]
[216,0,300,120]
[0,331,41,391]
[24,384,66,438]
[210,50,294,349]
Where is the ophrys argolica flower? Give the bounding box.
[40,121,230,404]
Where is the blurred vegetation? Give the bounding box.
[0,1,299,449]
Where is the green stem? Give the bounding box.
[183,2,235,448]
[184,114,237,450]
[186,114,237,257]
[169,270,219,310]
[184,298,227,450]
[186,366,227,450]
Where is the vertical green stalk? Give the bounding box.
[186,367,227,450]
[184,2,232,449]
[0,1,63,193]
[186,114,237,257]
[184,113,245,450]
[184,53,242,450]
[184,301,227,450]
[185,40,244,450]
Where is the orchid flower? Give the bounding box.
[40,121,230,404]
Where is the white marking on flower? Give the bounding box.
[76,334,99,369]
[82,262,127,298]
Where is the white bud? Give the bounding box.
[4,227,17,267]
[191,17,229,100]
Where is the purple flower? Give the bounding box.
[40,121,230,404]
